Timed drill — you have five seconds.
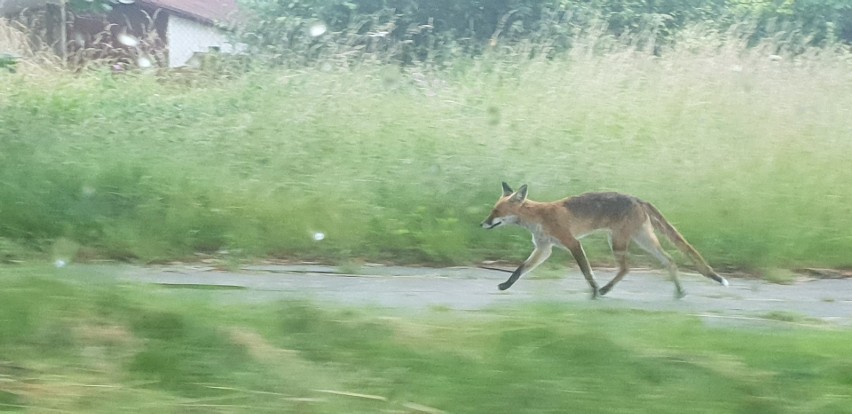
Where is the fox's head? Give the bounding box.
[481,182,528,229]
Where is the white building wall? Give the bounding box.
[167,14,234,67]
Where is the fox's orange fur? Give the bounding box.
[481,182,728,299]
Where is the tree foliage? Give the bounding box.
[68,0,133,14]
[729,0,852,47]
[238,0,851,63]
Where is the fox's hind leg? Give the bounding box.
[598,235,631,296]
[632,221,685,299]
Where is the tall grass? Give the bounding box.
[1,26,850,269]
[0,17,63,74]
[1,266,852,412]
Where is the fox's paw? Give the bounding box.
[598,285,612,296]
[498,282,511,291]
[675,289,687,300]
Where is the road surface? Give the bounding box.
[89,263,852,327]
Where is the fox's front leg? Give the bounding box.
[498,244,552,290]
[560,237,600,299]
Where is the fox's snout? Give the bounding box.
[481,216,503,229]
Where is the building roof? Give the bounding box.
[139,0,239,25]
[0,0,241,26]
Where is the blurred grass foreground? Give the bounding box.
[0,18,851,271]
[0,266,851,412]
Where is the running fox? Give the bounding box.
[481,182,728,299]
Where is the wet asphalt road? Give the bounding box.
[97,264,852,327]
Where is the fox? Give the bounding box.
[481,182,728,299]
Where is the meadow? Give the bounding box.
[1,28,851,272]
[3,14,852,414]
[0,265,850,413]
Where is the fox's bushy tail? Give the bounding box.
[642,202,728,286]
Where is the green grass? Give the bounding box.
[1,30,851,270]
[1,265,852,413]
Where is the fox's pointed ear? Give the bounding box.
[511,184,528,202]
[501,182,514,197]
